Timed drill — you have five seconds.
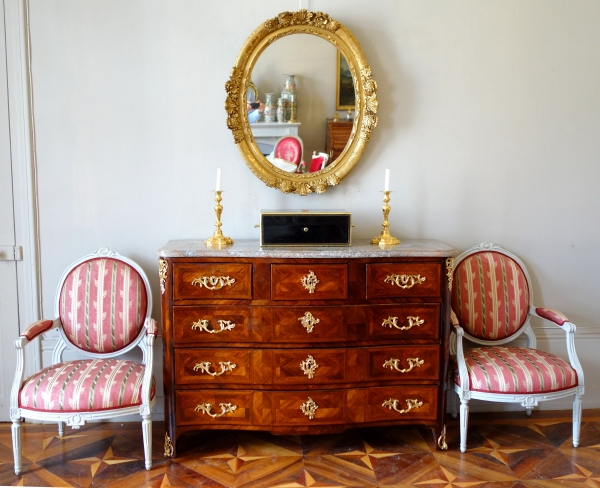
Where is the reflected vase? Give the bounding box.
[281,74,297,122]
[276,98,286,123]
[264,93,276,123]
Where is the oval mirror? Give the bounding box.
[225,10,378,195]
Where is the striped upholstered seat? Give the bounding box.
[19,359,156,412]
[452,347,578,394]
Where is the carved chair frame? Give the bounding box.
[10,248,156,474]
[450,242,585,452]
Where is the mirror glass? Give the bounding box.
[248,34,353,174]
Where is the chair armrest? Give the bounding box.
[450,309,460,327]
[530,306,569,326]
[20,318,60,342]
[145,317,158,336]
[452,324,471,397]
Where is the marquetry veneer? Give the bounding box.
[158,239,456,457]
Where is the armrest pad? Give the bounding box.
[21,319,55,341]
[450,309,460,327]
[145,317,158,336]
[535,307,569,326]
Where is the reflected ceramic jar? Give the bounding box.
[264,93,276,123]
[276,98,286,123]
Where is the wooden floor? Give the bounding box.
[1,410,600,487]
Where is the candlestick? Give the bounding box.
[384,168,390,191]
[215,168,221,191]
[370,191,400,247]
[204,190,234,248]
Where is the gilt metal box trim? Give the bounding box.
[260,210,352,247]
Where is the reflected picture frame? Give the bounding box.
[336,50,355,110]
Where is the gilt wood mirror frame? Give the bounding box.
[224,10,378,195]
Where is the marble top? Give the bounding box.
[158,239,457,258]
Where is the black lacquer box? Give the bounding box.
[260,210,352,246]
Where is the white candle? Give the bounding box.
[384,167,390,191]
[216,168,221,191]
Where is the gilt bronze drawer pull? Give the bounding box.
[384,274,426,289]
[381,316,424,331]
[383,357,424,373]
[300,397,318,419]
[299,355,319,379]
[191,319,236,334]
[195,402,237,418]
[193,361,237,376]
[382,398,423,414]
[191,275,235,290]
[301,270,320,293]
[298,311,320,333]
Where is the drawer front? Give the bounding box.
[366,263,441,298]
[175,349,253,385]
[173,263,252,300]
[176,390,254,426]
[271,264,348,300]
[173,306,253,343]
[272,391,345,426]
[272,307,345,342]
[366,386,438,422]
[368,304,440,340]
[366,345,440,381]
[273,349,347,385]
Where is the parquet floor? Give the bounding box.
[1,410,600,487]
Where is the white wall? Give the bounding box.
[26,0,600,414]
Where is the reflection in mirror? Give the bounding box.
[249,34,349,175]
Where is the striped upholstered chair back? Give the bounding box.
[452,248,532,342]
[58,255,149,354]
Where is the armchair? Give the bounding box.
[10,248,156,474]
[450,242,584,452]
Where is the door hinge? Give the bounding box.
[0,245,23,261]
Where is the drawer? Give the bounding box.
[173,306,254,343]
[271,264,348,300]
[366,345,440,381]
[175,349,253,385]
[272,306,346,342]
[366,263,441,298]
[272,390,345,426]
[273,349,347,385]
[176,390,254,426]
[368,304,440,340]
[173,263,252,300]
[365,386,438,422]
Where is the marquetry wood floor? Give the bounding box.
[1,410,600,487]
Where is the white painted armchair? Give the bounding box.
[450,243,584,452]
[10,248,157,474]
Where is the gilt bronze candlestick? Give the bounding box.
[204,191,233,249]
[371,190,400,247]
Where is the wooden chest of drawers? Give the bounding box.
[158,239,456,457]
[326,118,353,160]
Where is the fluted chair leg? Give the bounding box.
[459,398,469,453]
[12,419,22,475]
[573,394,583,447]
[142,415,152,470]
[58,421,64,437]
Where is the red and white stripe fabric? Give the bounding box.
[19,359,155,412]
[452,251,530,341]
[59,258,148,353]
[453,346,578,394]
